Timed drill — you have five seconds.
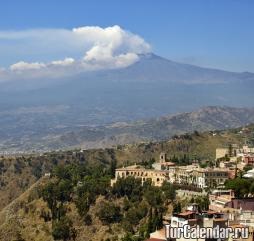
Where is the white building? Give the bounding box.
[243,169,254,178]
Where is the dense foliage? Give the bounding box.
[225,177,254,198]
[40,162,176,241]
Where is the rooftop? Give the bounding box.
[160,161,175,166]
[116,165,168,173]
[178,211,196,216]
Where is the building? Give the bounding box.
[111,152,231,189]
[209,189,254,229]
[171,203,227,228]
[173,165,229,188]
[243,169,254,178]
[216,148,231,159]
[243,145,254,154]
[216,145,254,159]
[159,152,167,162]
[145,203,254,241]
[219,160,236,169]
[243,154,254,166]
[152,161,175,171]
[146,229,166,241]
[209,189,235,206]
[44,172,51,177]
[111,153,177,187]
[152,152,176,171]
[111,163,170,187]
[193,168,229,188]
[226,198,254,212]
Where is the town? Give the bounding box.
[111,145,254,241]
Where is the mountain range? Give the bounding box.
[0,54,253,152]
[0,105,254,153]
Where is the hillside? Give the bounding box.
[0,176,129,241]
[0,177,52,241]
[1,106,254,153]
[63,106,254,150]
[0,158,179,241]
[0,124,253,240]
[0,123,253,213]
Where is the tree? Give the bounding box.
[228,144,233,157]
[41,182,58,219]
[121,233,134,241]
[225,178,252,198]
[84,214,92,225]
[152,208,163,230]
[75,193,91,217]
[243,165,253,172]
[52,217,73,241]
[173,202,181,213]
[109,159,117,178]
[195,196,210,211]
[161,181,176,201]
[56,179,72,203]
[42,180,72,220]
[53,165,72,180]
[144,187,163,207]
[96,201,122,225]
[112,177,142,201]
[125,208,141,226]
[249,182,254,194]
[146,208,153,237]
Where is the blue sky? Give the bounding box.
[0,0,254,72]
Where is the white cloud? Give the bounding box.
[74,25,150,58]
[10,61,46,71]
[51,58,75,66]
[0,25,151,81]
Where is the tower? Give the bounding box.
[159,152,167,163]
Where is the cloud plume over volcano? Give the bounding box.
[0,25,151,81]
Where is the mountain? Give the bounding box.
[0,54,253,152]
[1,106,254,153]
[46,106,254,150]
[1,53,254,112]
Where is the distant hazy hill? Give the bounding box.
[0,53,253,152]
[54,106,254,150]
[1,106,253,152]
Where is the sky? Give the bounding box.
[0,0,254,75]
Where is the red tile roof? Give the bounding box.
[178,211,195,216]
[160,162,175,166]
[206,210,220,214]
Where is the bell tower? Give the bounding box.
[159,152,167,163]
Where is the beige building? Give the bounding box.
[216,145,254,159]
[173,165,229,188]
[209,189,235,206]
[111,153,230,189]
[111,164,169,187]
[111,163,229,189]
[216,148,230,159]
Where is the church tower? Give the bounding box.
[159,152,167,163]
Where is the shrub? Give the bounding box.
[97,201,122,225]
